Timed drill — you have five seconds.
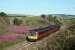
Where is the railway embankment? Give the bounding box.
[6,25,75,50]
[6,26,62,50]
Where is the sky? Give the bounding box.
[0,0,75,15]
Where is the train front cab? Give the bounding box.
[26,31,38,42]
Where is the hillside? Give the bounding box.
[0,15,75,50]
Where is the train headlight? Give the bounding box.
[28,36,38,39]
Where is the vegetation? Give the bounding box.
[0,12,7,16]
[24,17,48,28]
[36,18,75,50]
[40,14,46,19]
[47,15,54,21]
[0,13,75,50]
[20,16,75,50]
[13,18,22,25]
[53,16,63,26]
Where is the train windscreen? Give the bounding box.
[29,31,37,36]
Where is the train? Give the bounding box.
[26,24,60,42]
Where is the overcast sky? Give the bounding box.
[0,0,75,15]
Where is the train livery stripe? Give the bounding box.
[38,28,59,39]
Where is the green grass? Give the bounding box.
[0,31,6,35]
[23,16,48,27]
[0,25,7,35]
[0,16,75,50]
[0,37,26,50]
[0,42,15,50]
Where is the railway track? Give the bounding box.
[6,30,60,50]
[6,36,49,50]
[6,41,33,50]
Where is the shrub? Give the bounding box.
[13,18,22,25]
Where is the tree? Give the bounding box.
[47,15,54,22]
[41,14,46,19]
[13,18,22,25]
[53,16,63,26]
[0,12,7,16]
[40,14,49,24]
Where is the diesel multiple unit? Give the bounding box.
[26,25,60,42]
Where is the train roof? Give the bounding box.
[30,25,56,32]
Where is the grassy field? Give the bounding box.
[0,16,75,50]
[0,16,48,50]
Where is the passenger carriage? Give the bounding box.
[26,25,60,42]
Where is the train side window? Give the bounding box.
[39,27,49,32]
